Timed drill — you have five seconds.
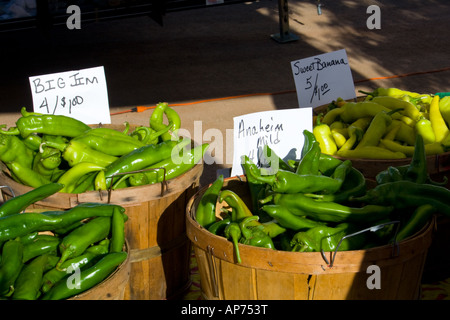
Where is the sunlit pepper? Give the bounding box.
[430,95,450,142]
[313,114,337,155]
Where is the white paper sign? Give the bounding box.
[230,108,313,177]
[291,49,356,108]
[29,66,111,124]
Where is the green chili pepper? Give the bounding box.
[296,141,321,175]
[19,133,42,151]
[0,239,24,297]
[130,125,170,146]
[0,183,63,219]
[375,166,404,185]
[246,165,342,195]
[318,153,343,176]
[43,139,118,168]
[70,171,98,194]
[301,130,317,159]
[11,107,91,139]
[22,234,60,263]
[404,134,427,184]
[224,222,242,264]
[265,192,393,223]
[42,251,127,300]
[352,180,450,214]
[195,175,224,228]
[57,216,112,269]
[101,139,186,189]
[150,103,181,142]
[261,204,324,231]
[72,127,147,156]
[128,143,209,187]
[359,87,422,99]
[0,203,125,243]
[8,161,53,188]
[57,162,105,193]
[239,216,275,249]
[110,207,125,253]
[259,220,286,238]
[32,146,62,180]
[0,134,34,169]
[395,204,435,243]
[219,189,253,222]
[260,144,294,173]
[305,167,366,203]
[290,223,366,252]
[207,217,231,235]
[41,239,110,294]
[94,170,107,191]
[12,253,57,300]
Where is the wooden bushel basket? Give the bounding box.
[186,177,435,300]
[0,125,203,300]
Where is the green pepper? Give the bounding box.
[218,189,253,222]
[110,207,125,253]
[22,234,60,263]
[12,254,57,300]
[149,103,181,142]
[239,216,275,249]
[0,183,63,219]
[261,204,324,231]
[9,107,91,139]
[32,145,62,181]
[8,161,53,188]
[296,141,321,175]
[0,239,24,296]
[127,143,209,187]
[43,139,118,168]
[352,180,450,215]
[101,139,186,189]
[260,144,294,173]
[290,223,366,252]
[300,130,317,158]
[42,251,127,300]
[304,167,367,203]
[57,162,105,193]
[318,153,343,176]
[57,216,112,268]
[224,222,242,264]
[207,217,231,235]
[240,155,270,221]
[0,134,34,169]
[246,165,342,195]
[195,175,224,228]
[0,203,125,243]
[359,87,422,99]
[72,127,147,156]
[41,239,110,294]
[130,125,171,146]
[403,134,427,184]
[375,166,404,185]
[395,204,435,243]
[266,192,393,223]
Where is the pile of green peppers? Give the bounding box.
[0,183,128,300]
[196,130,449,263]
[0,103,208,193]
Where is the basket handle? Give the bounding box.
[321,220,401,268]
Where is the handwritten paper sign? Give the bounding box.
[29,66,111,124]
[230,108,313,177]
[291,49,356,108]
